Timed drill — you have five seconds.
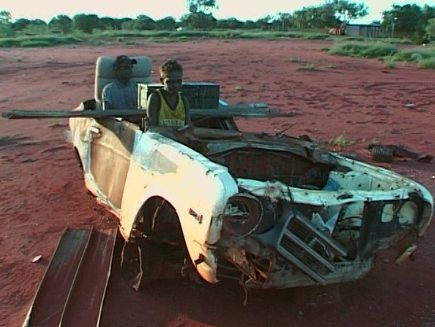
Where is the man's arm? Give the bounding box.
[101,84,113,110]
[146,92,160,126]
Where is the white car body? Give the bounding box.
[70,106,433,288]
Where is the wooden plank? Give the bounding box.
[191,108,298,118]
[2,109,146,120]
[3,107,297,120]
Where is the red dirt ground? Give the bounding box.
[0,39,434,327]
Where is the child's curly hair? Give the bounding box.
[160,59,183,76]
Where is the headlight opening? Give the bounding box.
[222,194,263,237]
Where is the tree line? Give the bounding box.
[0,0,434,42]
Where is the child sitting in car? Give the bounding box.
[146,59,191,127]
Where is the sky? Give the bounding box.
[0,0,434,23]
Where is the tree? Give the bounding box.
[422,5,435,23]
[330,0,368,22]
[111,18,133,30]
[0,10,13,36]
[274,13,293,31]
[11,18,31,31]
[382,4,434,41]
[121,19,135,30]
[99,17,116,30]
[255,16,275,30]
[292,9,310,28]
[293,1,367,29]
[49,15,72,34]
[314,4,339,27]
[293,5,339,29]
[156,17,176,30]
[100,17,133,30]
[180,12,216,29]
[73,14,100,33]
[216,18,244,29]
[243,20,256,29]
[0,10,11,24]
[183,0,217,29]
[426,18,435,40]
[22,19,48,35]
[133,15,155,30]
[187,0,217,14]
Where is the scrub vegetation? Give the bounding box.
[0,35,82,47]
[327,41,435,69]
[329,132,356,148]
[0,1,433,69]
[328,42,398,58]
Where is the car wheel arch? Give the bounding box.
[120,196,187,289]
[133,196,185,244]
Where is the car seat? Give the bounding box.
[94,56,152,110]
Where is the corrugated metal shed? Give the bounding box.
[346,24,384,38]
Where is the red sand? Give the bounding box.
[0,39,434,326]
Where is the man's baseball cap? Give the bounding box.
[113,55,137,69]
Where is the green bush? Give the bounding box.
[418,57,435,69]
[361,44,398,57]
[383,57,396,69]
[380,37,413,45]
[95,30,147,37]
[0,35,82,47]
[0,24,14,37]
[329,42,398,58]
[329,40,435,69]
[338,36,365,42]
[303,33,330,40]
[392,48,434,62]
[21,40,51,47]
[0,38,20,47]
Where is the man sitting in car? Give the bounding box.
[102,55,138,110]
[146,59,191,127]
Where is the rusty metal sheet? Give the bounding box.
[23,228,92,327]
[23,228,118,327]
[59,228,117,327]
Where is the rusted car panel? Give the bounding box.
[23,228,117,326]
[69,109,433,288]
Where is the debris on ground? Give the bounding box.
[31,255,42,263]
[368,144,433,163]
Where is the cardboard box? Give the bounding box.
[138,82,220,109]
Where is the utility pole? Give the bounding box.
[391,17,398,38]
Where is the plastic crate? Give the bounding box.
[138,82,220,110]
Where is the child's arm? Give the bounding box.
[146,92,160,126]
[182,95,191,125]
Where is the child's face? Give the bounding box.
[161,71,183,94]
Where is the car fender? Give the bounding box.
[119,131,238,282]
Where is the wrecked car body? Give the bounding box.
[67,55,433,290]
[69,111,433,290]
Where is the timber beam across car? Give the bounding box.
[2,105,297,120]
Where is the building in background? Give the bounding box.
[346,22,384,38]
